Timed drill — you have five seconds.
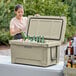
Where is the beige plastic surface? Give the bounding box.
[9,40,60,47]
[27,16,66,43]
[10,16,66,66]
[10,44,60,66]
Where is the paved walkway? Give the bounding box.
[0,49,11,56]
[0,44,67,61]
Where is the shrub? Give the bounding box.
[0,29,12,45]
[65,25,76,41]
[0,0,75,45]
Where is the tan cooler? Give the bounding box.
[9,16,66,66]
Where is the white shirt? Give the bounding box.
[10,17,27,36]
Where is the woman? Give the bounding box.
[10,4,27,39]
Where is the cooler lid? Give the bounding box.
[27,16,66,42]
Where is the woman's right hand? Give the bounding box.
[10,28,22,36]
[34,14,40,17]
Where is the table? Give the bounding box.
[0,55,64,76]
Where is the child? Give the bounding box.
[10,4,27,39]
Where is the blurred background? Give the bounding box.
[0,0,76,46]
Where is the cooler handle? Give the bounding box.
[50,46,57,62]
[24,46,32,48]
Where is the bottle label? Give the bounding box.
[74,47,76,55]
[73,37,76,55]
[67,63,71,68]
[68,48,70,55]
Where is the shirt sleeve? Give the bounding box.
[10,19,15,29]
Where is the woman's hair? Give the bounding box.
[14,4,23,11]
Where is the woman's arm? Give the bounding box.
[10,20,22,36]
[10,25,22,36]
[10,28,20,36]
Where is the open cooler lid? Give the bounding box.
[27,16,66,42]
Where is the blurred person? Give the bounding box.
[10,4,27,39]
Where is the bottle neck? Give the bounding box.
[68,40,73,48]
[69,41,72,46]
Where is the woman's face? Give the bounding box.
[15,8,24,19]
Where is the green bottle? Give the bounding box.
[21,32,27,40]
[28,36,33,41]
[41,36,45,43]
[33,35,36,42]
[36,36,39,42]
[39,36,41,43]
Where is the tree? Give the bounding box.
[64,0,76,26]
[0,0,69,44]
[24,0,68,16]
[0,0,16,29]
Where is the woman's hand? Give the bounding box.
[34,14,40,17]
[10,28,22,36]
